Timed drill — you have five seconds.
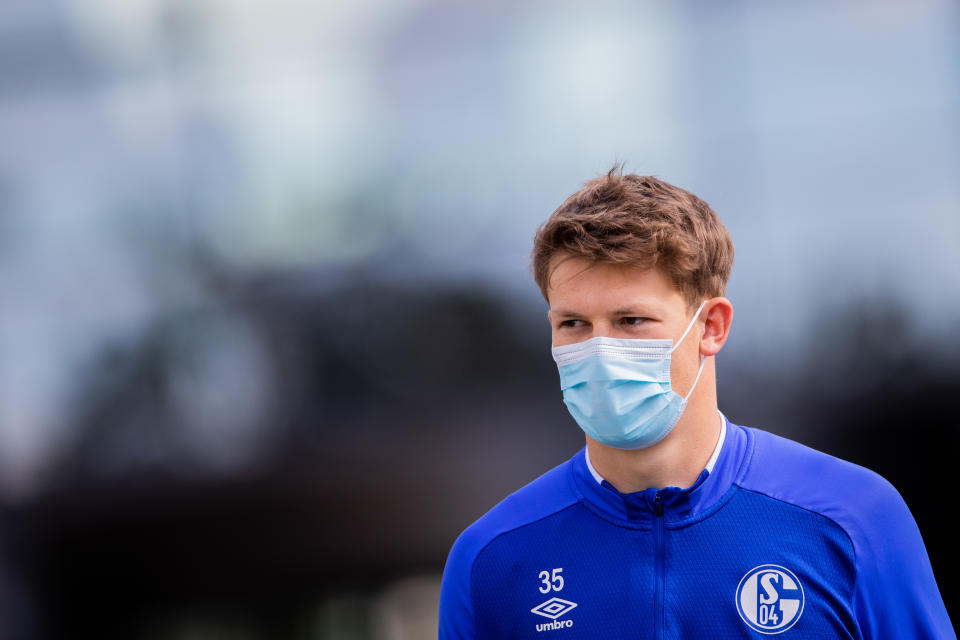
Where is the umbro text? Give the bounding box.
[536,619,574,632]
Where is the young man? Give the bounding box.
[438,170,954,638]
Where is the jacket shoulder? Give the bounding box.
[438,454,581,639]
[450,454,580,565]
[736,427,954,637]
[737,426,900,533]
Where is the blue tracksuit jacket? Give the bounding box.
[439,417,954,638]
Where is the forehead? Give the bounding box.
[546,255,685,313]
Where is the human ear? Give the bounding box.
[699,298,733,357]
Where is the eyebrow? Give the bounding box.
[611,308,654,316]
[551,309,585,318]
[551,307,658,318]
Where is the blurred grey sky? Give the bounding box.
[1,0,958,498]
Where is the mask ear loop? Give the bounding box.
[669,300,709,354]
[683,355,707,403]
[670,300,709,402]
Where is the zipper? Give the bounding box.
[654,491,665,640]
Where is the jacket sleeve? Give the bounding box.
[438,530,478,640]
[848,476,955,639]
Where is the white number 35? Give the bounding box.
[538,568,564,593]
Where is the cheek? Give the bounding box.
[551,329,577,348]
[550,326,566,348]
[669,339,701,390]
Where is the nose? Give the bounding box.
[589,320,618,339]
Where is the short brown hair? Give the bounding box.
[532,168,734,307]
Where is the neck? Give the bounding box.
[585,366,722,493]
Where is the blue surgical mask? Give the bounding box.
[551,300,708,450]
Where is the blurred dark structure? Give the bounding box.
[0,272,575,639]
[1,272,957,639]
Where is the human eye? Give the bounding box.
[558,318,587,329]
[620,317,651,326]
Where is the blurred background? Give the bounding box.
[1,0,958,638]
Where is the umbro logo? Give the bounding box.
[531,597,577,619]
[532,597,577,632]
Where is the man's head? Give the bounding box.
[532,168,734,310]
[535,169,736,455]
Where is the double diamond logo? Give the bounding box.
[531,597,578,620]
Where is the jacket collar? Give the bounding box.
[584,413,727,482]
[568,414,751,529]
